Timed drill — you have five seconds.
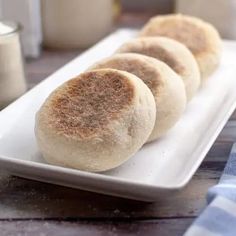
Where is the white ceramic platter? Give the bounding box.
[0,29,236,201]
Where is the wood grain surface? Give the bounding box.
[0,12,236,236]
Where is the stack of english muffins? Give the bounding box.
[35,14,222,172]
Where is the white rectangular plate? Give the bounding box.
[0,29,236,201]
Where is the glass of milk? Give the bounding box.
[0,21,27,109]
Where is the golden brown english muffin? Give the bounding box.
[117,37,200,101]
[35,69,156,172]
[89,53,187,141]
[139,14,222,80]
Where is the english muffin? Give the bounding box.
[139,14,222,79]
[89,53,187,141]
[117,37,200,101]
[35,69,156,172]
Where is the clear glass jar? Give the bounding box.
[41,0,114,49]
[0,21,26,109]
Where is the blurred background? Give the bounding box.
[0,0,175,58]
[1,0,234,57]
[0,0,235,107]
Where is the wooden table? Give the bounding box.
[1,13,236,236]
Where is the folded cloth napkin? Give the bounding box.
[184,143,236,236]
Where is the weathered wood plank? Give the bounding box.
[0,219,193,236]
[25,50,81,87]
[121,0,174,13]
[217,121,236,142]
[116,12,156,28]
[0,168,217,219]
[25,50,81,72]
[204,141,232,162]
[230,110,236,120]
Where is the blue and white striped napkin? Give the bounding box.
[185,143,236,236]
